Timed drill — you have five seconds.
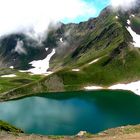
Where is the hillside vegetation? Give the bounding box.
[0,6,140,100]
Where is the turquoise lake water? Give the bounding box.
[0,90,140,135]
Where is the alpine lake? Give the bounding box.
[0,90,140,135]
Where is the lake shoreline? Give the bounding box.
[0,88,134,102]
[1,123,140,140]
[0,70,139,102]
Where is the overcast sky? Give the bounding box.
[0,0,137,38]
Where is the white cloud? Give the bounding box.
[0,0,96,39]
[14,40,27,55]
[111,0,137,10]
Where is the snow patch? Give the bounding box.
[9,66,14,69]
[19,70,27,73]
[84,80,140,96]
[127,19,131,25]
[27,48,56,75]
[60,38,63,43]
[84,86,103,90]
[45,48,49,51]
[109,81,140,95]
[88,58,100,65]
[127,26,140,48]
[131,14,135,17]
[72,69,80,72]
[1,74,16,78]
[44,71,53,76]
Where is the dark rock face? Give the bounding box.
[0,33,50,69]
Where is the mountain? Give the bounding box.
[0,33,53,69]
[0,4,140,100]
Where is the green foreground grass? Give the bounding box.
[0,120,23,133]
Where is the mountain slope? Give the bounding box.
[0,5,140,99]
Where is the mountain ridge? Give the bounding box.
[0,4,140,99]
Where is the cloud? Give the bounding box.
[0,0,96,39]
[111,0,137,10]
[14,39,27,55]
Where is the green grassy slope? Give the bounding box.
[57,47,140,88]
[0,7,140,100]
[0,68,43,94]
[0,120,23,133]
